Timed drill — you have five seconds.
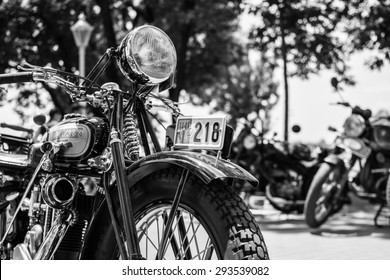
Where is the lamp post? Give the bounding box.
[71,13,93,77]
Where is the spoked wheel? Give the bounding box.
[137,205,219,259]
[304,163,343,228]
[84,167,269,260]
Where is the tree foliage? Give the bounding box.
[249,0,352,80]
[342,0,390,70]
[248,0,359,141]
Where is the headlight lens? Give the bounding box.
[117,25,177,85]
[243,134,257,150]
[343,115,365,137]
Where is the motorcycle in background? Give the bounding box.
[0,25,268,260]
[304,78,390,228]
[231,121,327,213]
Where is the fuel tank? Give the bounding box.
[46,115,109,164]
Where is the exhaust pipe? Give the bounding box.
[42,176,77,209]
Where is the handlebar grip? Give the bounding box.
[0,123,34,133]
[0,72,34,84]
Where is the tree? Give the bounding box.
[248,0,353,142]
[342,0,390,70]
[0,0,94,119]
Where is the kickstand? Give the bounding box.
[374,203,385,228]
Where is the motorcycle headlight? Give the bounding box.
[343,114,365,137]
[243,134,257,150]
[117,25,177,85]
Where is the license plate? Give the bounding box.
[174,116,227,150]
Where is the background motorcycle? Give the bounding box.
[304,79,390,228]
[231,121,326,213]
[0,25,268,260]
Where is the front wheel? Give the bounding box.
[304,163,344,228]
[86,167,269,260]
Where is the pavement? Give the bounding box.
[250,195,390,260]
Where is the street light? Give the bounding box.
[71,13,93,77]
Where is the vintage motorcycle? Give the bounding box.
[304,98,390,228]
[0,25,268,260]
[231,121,325,213]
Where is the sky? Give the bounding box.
[275,50,390,144]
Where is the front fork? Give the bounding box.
[109,129,141,259]
[329,155,356,208]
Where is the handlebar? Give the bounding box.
[0,123,34,134]
[335,101,351,108]
[0,72,35,84]
[0,63,180,116]
[330,102,372,121]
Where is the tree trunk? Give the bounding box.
[279,1,289,145]
[281,29,289,145]
[169,0,195,104]
[95,0,120,84]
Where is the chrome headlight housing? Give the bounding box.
[243,134,257,150]
[343,114,366,137]
[117,25,177,85]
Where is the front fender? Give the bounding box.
[127,150,258,188]
[80,151,257,259]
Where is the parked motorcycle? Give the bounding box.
[0,25,268,260]
[231,121,326,213]
[304,81,390,228]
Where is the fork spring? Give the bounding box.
[123,112,139,161]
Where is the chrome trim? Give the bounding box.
[0,152,29,168]
[33,210,73,260]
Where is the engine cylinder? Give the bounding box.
[42,176,76,209]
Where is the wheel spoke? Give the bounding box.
[181,215,202,258]
[136,205,218,260]
[191,240,215,260]
[202,238,214,259]
[177,211,192,259]
[162,210,181,259]
[190,216,201,259]
[156,170,189,259]
[138,226,159,255]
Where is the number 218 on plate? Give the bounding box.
[174,116,227,150]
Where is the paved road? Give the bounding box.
[250,195,390,260]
